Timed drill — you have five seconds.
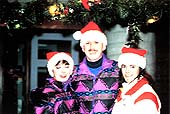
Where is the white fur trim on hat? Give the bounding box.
[47,52,74,77]
[118,53,146,69]
[73,30,107,47]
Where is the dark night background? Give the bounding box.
[0,1,169,113]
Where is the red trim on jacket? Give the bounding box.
[134,92,159,111]
[116,89,122,102]
[125,78,148,95]
[117,78,148,102]
[116,78,159,111]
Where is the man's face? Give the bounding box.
[82,40,106,62]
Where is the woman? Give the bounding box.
[30,52,79,114]
[112,46,161,114]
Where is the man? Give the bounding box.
[71,21,120,114]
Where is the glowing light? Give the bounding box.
[48,4,59,16]
[147,16,159,24]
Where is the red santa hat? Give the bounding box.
[46,52,74,77]
[73,21,107,47]
[82,0,90,11]
[118,47,147,69]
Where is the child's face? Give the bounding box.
[52,61,72,82]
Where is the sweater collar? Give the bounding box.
[86,57,103,68]
[77,54,114,74]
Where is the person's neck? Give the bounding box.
[86,57,103,68]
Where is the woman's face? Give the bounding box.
[82,40,106,62]
[121,64,140,83]
[52,61,72,82]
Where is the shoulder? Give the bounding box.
[103,54,118,65]
[134,84,161,112]
[73,64,80,73]
[139,84,159,95]
[103,58,119,71]
[111,59,118,66]
[135,94,161,112]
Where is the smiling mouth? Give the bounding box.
[60,75,67,78]
[89,51,97,54]
[125,74,132,78]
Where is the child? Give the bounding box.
[30,52,79,114]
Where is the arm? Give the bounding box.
[30,88,54,114]
[134,99,160,114]
[30,88,49,107]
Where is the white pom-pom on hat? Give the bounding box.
[73,31,82,40]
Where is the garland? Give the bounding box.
[0,0,169,44]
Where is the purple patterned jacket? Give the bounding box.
[30,78,79,114]
[71,54,119,114]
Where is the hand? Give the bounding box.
[30,88,49,106]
